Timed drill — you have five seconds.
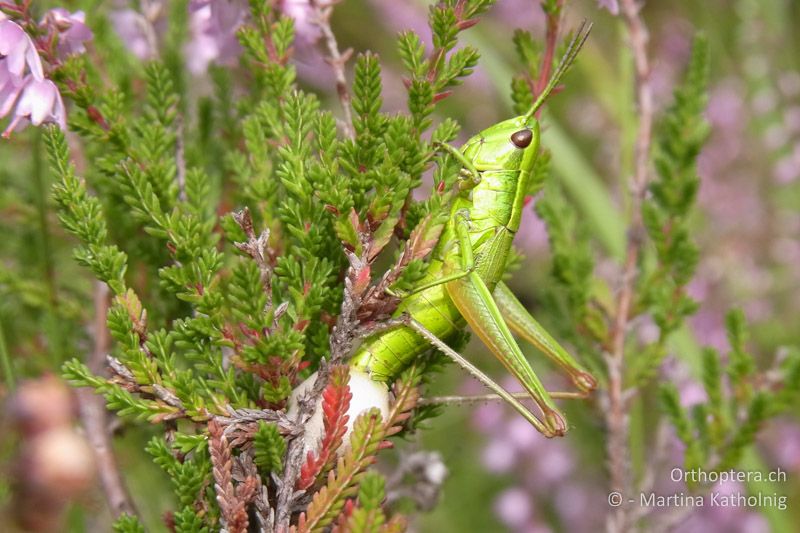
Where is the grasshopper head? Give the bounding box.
[461,117,541,173]
[460,21,592,174]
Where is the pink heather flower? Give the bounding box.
[505,416,539,452]
[774,153,800,184]
[186,0,246,74]
[494,487,534,529]
[109,9,156,61]
[0,62,25,115]
[534,444,574,483]
[3,78,66,136]
[482,437,518,473]
[597,0,620,15]
[0,19,66,135]
[43,9,93,56]
[763,422,800,471]
[0,10,91,136]
[472,400,505,433]
[0,19,44,81]
[278,0,320,44]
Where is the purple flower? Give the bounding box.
[0,18,67,135]
[0,10,82,137]
[278,0,320,44]
[597,0,620,15]
[186,0,246,74]
[482,437,518,473]
[2,78,65,136]
[0,62,26,115]
[43,9,93,56]
[109,9,157,61]
[0,19,44,81]
[494,487,534,530]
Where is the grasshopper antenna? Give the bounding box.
[524,20,593,122]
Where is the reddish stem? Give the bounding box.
[533,0,564,118]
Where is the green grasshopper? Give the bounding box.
[350,23,596,437]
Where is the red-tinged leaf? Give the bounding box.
[349,208,361,232]
[299,410,387,532]
[335,209,363,255]
[384,367,421,438]
[296,366,353,491]
[405,214,444,261]
[353,263,372,295]
[381,514,408,533]
[369,214,400,262]
[457,18,479,30]
[331,499,358,533]
[114,288,146,330]
[432,90,453,103]
[297,450,320,491]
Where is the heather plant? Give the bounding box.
[1,1,799,533]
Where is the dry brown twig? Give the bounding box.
[233,208,274,308]
[75,281,137,518]
[309,0,355,139]
[605,0,654,532]
[274,235,371,530]
[210,419,258,533]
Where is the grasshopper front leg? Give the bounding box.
[444,213,568,437]
[494,281,597,392]
[433,141,482,190]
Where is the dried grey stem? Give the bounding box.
[274,246,368,529]
[106,355,135,382]
[632,421,673,524]
[385,450,448,512]
[239,452,273,532]
[217,406,299,436]
[77,282,137,518]
[253,484,274,533]
[107,354,185,411]
[309,0,355,139]
[152,383,184,409]
[606,1,655,532]
[233,208,274,308]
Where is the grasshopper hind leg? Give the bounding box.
[494,281,597,392]
[441,216,569,436]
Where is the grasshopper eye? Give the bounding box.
[510,129,533,148]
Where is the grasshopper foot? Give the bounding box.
[543,408,568,438]
[573,371,598,393]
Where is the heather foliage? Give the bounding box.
[6,0,500,529]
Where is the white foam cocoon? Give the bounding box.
[288,368,390,455]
